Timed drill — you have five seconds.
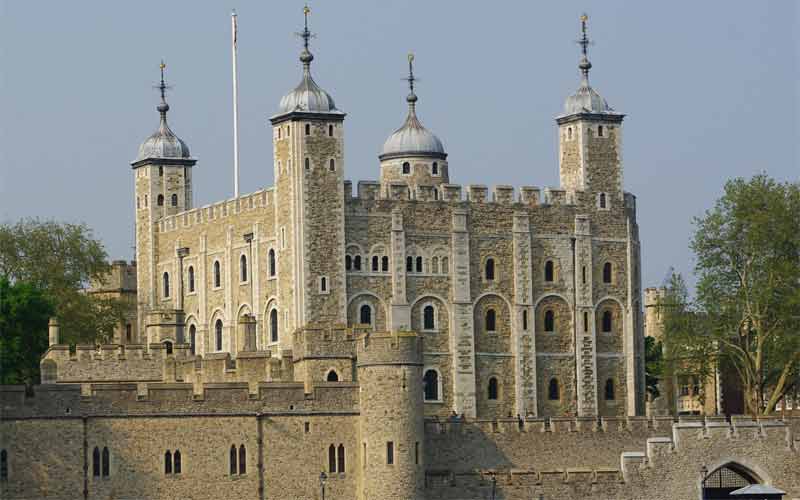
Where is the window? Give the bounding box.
[544,260,554,282]
[402,162,410,174]
[102,447,109,477]
[281,227,286,249]
[362,443,367,469]
[215,320,223,351]
[441,257,449,274]
[360,304,372,326]
[602,310,613,332]
[485,258,495,280]
[329,445,336,473]
[163,272,170,298]
[597,125,604,137]
[544,310,555,332]
[406,256,413,272]
[431,257,439,274]
[372,256,379,272]
[567,127,573,140]
[337,444,345,473]
[305,158,310,170]
[581,266,586,284]
[605,379,615,400]
[415,256,423,273]
[157,194,164,206]
[0,449,6,481]
[240,255,248,282]
[164,341,173,355]
[548,379,560,400]
[381,256,389,272]
[238,445,246,475]
[144,195,148,207]
[164,451,172,474]
[213,261,221,288]
[189,325,196,355]
[270,309,278,343]
[432,162,439,175]
[188,266,195,292]
[305,123,311,135]
[230,445,237,475]
[328,124,334,137]
[485,309,496,332]
[278,128,282,139]
[433,188,439,200]
[583,312,589,332]
[126,323,132,343]
[354,255,362,271]
[488,377,499,400]
[269,249,276,277]
[522,310,528,330]
[423,305,435,330]
[345,255,352,271]
[386,442,394,465]
[320,276,327,292]
[93,447,100,477]
[423,369,439,401]
[329,159,335,171]
[603,262,612,283]
[173,450,181,474]
[599,192,607,209]
[327,370,339,382]
[171,193,178,207]
[415,442,419,465]
[287,125,291,136]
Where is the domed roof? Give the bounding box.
[134,65,192,164]
[277,63,340,115]
[381,99,445,159]
[563,81,613,115]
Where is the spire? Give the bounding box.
[405,53,418,106]
[297,4,315,69]
[157,60,171,127]
[577,13,592,86]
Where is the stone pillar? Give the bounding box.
[574,215,598,417]
[390,208,410,330]
[450,208,477,418]
[48,317,60,346]
[512,212,536,416]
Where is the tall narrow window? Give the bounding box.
[345,255,352,271]
[163,272,170,298]
[159,166,164,177]
[278,128,282,139]
[603,262,612,283]
[387,442,394,465]
[170,194,178,207]
[188,266,195,292]
[102,447,109,477]
[164,451,172,474]
[213,261,221,288]
[583,312,589,332]
[406,256,413,272]
[329,159,335,171]
[305,123,311,135]
[269,249,276,276]
[372,256,379,271]
[126,323,132,343]
[402,162,410,174]
[337,444,345,473]
[544,310,555,332]
[423,305,435,330]
[157,194,164,206]
[433,188,439,200]
[599,192,607,209]
[485,309,496,332]
[215,320,223,351]
[270,309,278,343]
[381,256,389,272]
[360,304,372,326]
[416,256,423,273]
[240,255,248,282]
[597,125,604,137]
[230,445,237,475]
[164,341,173,355]
[415,442,419,465]
[354,255,362,271]
[238,445,246,475]
[522,310,528,330]
[442,257,449,274]
[485,258,495,280]
[93,447,100,477]
[189,325,196,355]
[423,369,439,401]
[173,450,181,474]
[605,379,615,400]
[0,449,7,481]
[548,379,560,400]
[432,162,439,175]
[602,310,613,333]
[329,444,336,473]
[305,157,310,170]
[582,266,586,284]
[488,377,499,400]
[567,127,573,139]
[544,260,554,282]
[328,124,334,137]
[320,276,327,292]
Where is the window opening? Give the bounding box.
[485,309,496,332]
[488,377,499,400]
[544,310,555,332]
[423,369,439,401]
[548,379,560,400]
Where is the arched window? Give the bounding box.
[213,261,221,288]
[305,123,311,135]
[597,125,604,137]
[337,444,345,473]
[163,272,170,298]
[158,166,164,177]
[402,162,410,174]
[345,255,352,270]
[164,451,172,474]
[157,194,164,206]
[372,256,379,271]
[171,193,178,207]
[605,379,615,400]
[173,450,181,474]
[602,310,613,333]
[320,276,327,292]
[423,369,439,401]
[548,379,560,400]
[102,447,109,477]
[359,304,372,325]
[93,446,100,477]
[415,256,423,273]
[544,260,554,282]
[381,256,389,272]
[522,310,528,330]
[583,312,589,332]
[230,445,237,475]
[432,162,439,175]
[164,341,173,355]
[328,124,334,137]
[485,309,496,332]
[270,309,278,343]
[189,324,196,355]
[188,266,195,292]
[599,192,607,209]
[423,305,435,330]
[240,255,248,282]
[406,256,413,272]
[353,255,362,271]
[328,444,336,473]
[488,377,499,400]
[0,449,7,481]
[215,320,223,351]
[567,127,573,139]
[544,310,555,332]
[431,257,439,274]
[327,370,339,382]
[485,258,495,280]
[603,262,612,283]
[441,257,449,274]
[269,249,276,276]
[238,445,246,475]
[305,157,310,170]
[126,323,132,343]
[329,159,335,171]
[433,188,439,200]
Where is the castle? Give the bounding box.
[2,10,798,500]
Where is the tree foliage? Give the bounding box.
[0,278,54,385]
[663,175,800,415]
[644,335,664,400]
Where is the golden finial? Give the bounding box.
[408,52,414,63]
[159,60,166,71]
[303,5,310,16]
[580,13,588,23]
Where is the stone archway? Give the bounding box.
[702,462,760,499]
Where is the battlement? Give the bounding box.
[424,466,623,489]
[292,324,370,361]
[89,260,137,293]
[644,287,666,307]
[356,331,423,367]
[158,187,274,233]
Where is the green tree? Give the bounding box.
[0,218,126,345]
[0,278,54,385]
[644,335,663,400]
[663,175,800,415]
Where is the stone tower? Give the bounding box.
[357,332,425,500]
[269,8,347,351]
[131,63,195,342]
[557,15,624,205]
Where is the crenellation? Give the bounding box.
[467,184,488,203]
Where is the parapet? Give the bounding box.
[357,180,380,200]
[644,287,666,307]
[158,187,274,233]
[356,331,423,367]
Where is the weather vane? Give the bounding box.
[406,52,416,95]
[296,4,315,50]
[156,59,172,103]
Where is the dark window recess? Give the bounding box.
[548,379,560,400]
[488,377,499,400]
[386,442,394,465]
[544,310,555,332]
[423,370,439,401]
[485,309,496,332]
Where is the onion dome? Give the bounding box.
[135,62,191,163]
[380,54,446,160]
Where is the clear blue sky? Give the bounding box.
[0,1,797,291]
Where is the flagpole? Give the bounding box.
[231,10,240,198]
